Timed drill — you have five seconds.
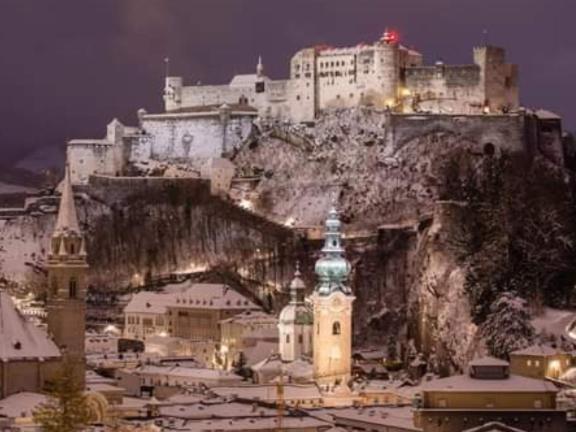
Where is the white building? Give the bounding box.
[166,31,519,123]
[123,282,260,343]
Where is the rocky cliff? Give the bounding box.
[1,108,573,371]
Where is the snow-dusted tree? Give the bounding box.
[33,360,91,432]
[481,291,535,359]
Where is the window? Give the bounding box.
[69,277,78,299]
[332,321,341,335]
[286,334,290,343]
[298,334,303,344]
[51,277,58,295]
[527,360,532,367]
[534,399,543,409]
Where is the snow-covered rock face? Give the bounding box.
[234,109,526,230]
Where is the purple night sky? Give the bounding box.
[0,0,574,166]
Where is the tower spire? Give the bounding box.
[257,55,264,77]
[314,207,351,295]
[54,166,80,237]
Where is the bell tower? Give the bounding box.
[46,167,88,387]
[278,266,313,362]
[310,208,355,389]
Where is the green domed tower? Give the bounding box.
[310,207,355,391]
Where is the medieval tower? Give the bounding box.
[46,168,88,386]
[278,266,313,362]
[310,208,355,389]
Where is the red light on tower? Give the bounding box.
[383,29,399,45]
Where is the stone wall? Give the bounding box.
[132,111,255,170]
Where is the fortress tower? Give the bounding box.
[310,208,355,389]
[278,266,313,362]
[46,167,88,387]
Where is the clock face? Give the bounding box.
[331,296,343,311]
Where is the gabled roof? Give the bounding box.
[421,373,557,393]
[510,344,566,357]
[0,291,60,361]
[469,356,509,367]
[124,282,260,314]
[463,421,528,432]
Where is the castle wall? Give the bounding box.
[180,85,254,109]
[68,142,118,185]
[389,113,528,154]
[405,65,484,114]
[132,111,255,170]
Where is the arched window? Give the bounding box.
[332,321,341,335]
[69,241,75,255]
[286,334,290,344]
[69,277,78,299]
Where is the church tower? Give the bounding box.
[278,266,313,362]
[46,167,88,386]
[310,208,355,388]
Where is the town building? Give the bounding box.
[123,282,260,343]
[165,31,518,123]
[310,208,355,394]
[509,344,572,380]
[219,310,278,370]
[414,357,567,432]
[116,364,243,398]
[0,291,61,398]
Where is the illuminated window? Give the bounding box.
[527,360,532,367]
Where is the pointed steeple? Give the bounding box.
[53,166,80,237]
[256,55,264,77]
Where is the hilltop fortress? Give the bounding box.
[165,30,518,122]
[66,30,563,188]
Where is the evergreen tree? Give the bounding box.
[33,360,91,432]
[481,291,535,359]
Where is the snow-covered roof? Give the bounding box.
[462,421,528,432]
[229,74,259,88]
[124,282,260,314]
[330,406,419,431]
[134,365,242,381]
[0,392,48,418]
[0,291,61,361]
[219,310,276,326]
[421,373,557,393]
[469,356,509,367]
[124,291,173,314]
[211,383,322,402]
[159,416,329,431]
[510,344,567,357]
[159,401,277,420]
[535,109,561,120]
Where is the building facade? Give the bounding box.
[415,357,567,432]
[123,282,260,344]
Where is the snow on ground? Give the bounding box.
[531,307,575,341]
